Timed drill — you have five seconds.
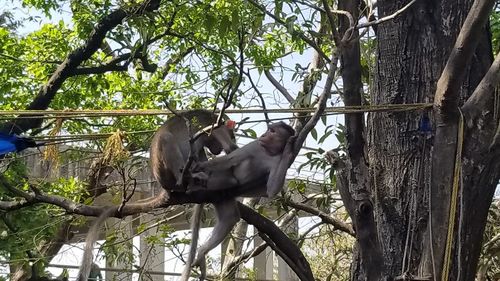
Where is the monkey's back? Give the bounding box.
[163,110,218,134]
[150,110,219,191]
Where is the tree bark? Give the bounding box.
[337,0,384,280]
[364,0,496,280]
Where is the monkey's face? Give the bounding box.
[259,123,293,156]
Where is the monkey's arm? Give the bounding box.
[194,142,257,172]
[266,138,295,198]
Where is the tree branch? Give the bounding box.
[0,175,315,280]
[356,0,417,30]
[221,242,268,277]
[284,199,354,236]
[462,51,500,120]
[320,0,342,46]
[434,0,496,116]
[70,54,131,76]
[238,203,315,281]
[264,69,295,103]
[429,1,496,279]
[292,52,338,155]
[336,1,383,279]
[0,199,32,211]
[244,70,270,124]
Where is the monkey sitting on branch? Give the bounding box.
[182,121,296,278]
[150,109,238,191]
[76,109,238,281]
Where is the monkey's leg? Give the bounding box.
[192,199,240,270]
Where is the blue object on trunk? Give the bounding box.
[0,133,38,156]
[419,114,432,134]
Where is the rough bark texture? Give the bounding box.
[338,0,384,280]
[363,0,497,280]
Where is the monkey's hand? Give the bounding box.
[191,171,209,185]
[186,171,209,193]
[284,135,297,156]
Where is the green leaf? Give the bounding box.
[311,127,318,140]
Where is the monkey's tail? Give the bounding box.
[180,203,204,281]
[76,207,115,281]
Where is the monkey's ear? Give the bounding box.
[225,120,236,130]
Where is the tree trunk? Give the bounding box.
[341,0,498,280]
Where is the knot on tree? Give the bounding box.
[357,201,373,217]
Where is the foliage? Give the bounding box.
[302,224,354,281]
[0,159,78,276]
[490,3,500,52]
[477,199,500,280]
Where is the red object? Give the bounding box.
[225,120,236,129]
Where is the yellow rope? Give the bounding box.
[441,109,464,281]
[0,103,432,118]
[32,130,155,141]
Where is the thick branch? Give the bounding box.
[0,0,162,134]
[434,0,496,116]
[0,178,315,280]
[428,2,496,279]
[337,1,383,280]
[0,199,32,211]
[0,176,289,218]
[462,51,500,120]
[238,203,315,281]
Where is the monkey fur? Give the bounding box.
[186,121,295,273]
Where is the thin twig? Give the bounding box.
[357,0,418,29]
[244,70,270,123]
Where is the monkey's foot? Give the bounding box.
[175,178,186,190]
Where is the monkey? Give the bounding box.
[150,109,238,191]
[76,110,238,281]
[185,121,296,274]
